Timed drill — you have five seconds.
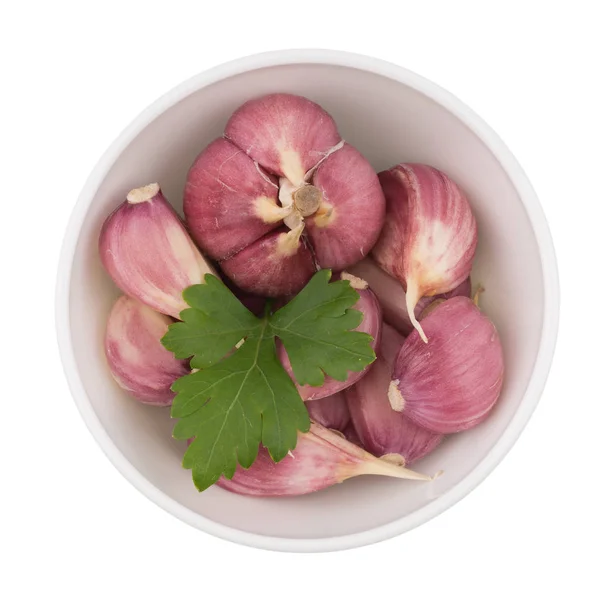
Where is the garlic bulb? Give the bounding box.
[184,93,385,297]
[99,183,216,318]
[372,164,477,342]
[104,296,189,405]
[388,297,504,433]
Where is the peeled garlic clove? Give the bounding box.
[347,258,471,336]
[99,183,216,319]
[372,164,477,342]
[218,422,435,497]
[225,93,341,185]
[306,392,350,431]
[346,323,443,464]
[184,138,282,260]
[278,275,382,400]
[219,227,316,297]
[305,144,386,270]
[104,296,190,405]
[389,297,504,433]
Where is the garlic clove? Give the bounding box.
[342,423,363,448]
[345,323,443,464]
[224,93,341,186]
[219,227,316,297]
[99,183,216,319]
[346,258,472,336]
[346,258,413,335]
[104,296,190,405]
[305,144,386,270]
[388,296,504,433]
[278,276,382,400]
[184,138,283,261]
[305,392,350,431]
[217,422,435,497]
[372,164,477,342]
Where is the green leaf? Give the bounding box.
[270,270,376,386]
[161,269,376,493]
[172,325,309,491]
[161,275,261,368]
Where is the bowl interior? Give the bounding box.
[67,62,543,539]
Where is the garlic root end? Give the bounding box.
[127,183,160,204]
[388,379,405,412]
[340,272,369,290]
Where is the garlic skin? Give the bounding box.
[99,183,216,319]
[104,296,190,405]
[278,276,382,400]
[184,94,385,296]
[372,164,477,342]
[219,227,316,297]
[306,144,386,270]
[342,424,363,447]
[225,93,341,185]
[389,297,504,434]
[217,422,435,497]
[346,323,443,464]
[347,257,471,336]
[184,138,281,261]
[306,393,350,431]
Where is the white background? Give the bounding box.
[2,1,598,598]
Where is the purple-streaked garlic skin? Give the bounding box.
[346,258,412,335]
[390,296,504,434]
[184,138,280,261]
[347,258,472,336]
[305,392,350,431]
[99,183,216,319]
[342,424,363,448]
[372,164,477,342]
[219,228,316,297]
[217,422,433,497]
[278,282,383,400]
[306,144,386,270]
[184,94,386,297]
[345,323,443,464]
[224,93,341,185]
[104,296,190,406]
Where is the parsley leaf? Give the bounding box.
[161,270,376,492]
[161,276,259,369]
[270,270,375,386]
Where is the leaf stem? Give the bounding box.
[263,299,274,319]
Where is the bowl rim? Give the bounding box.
[55,48,560,553]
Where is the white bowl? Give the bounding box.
[56,49,559,552]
